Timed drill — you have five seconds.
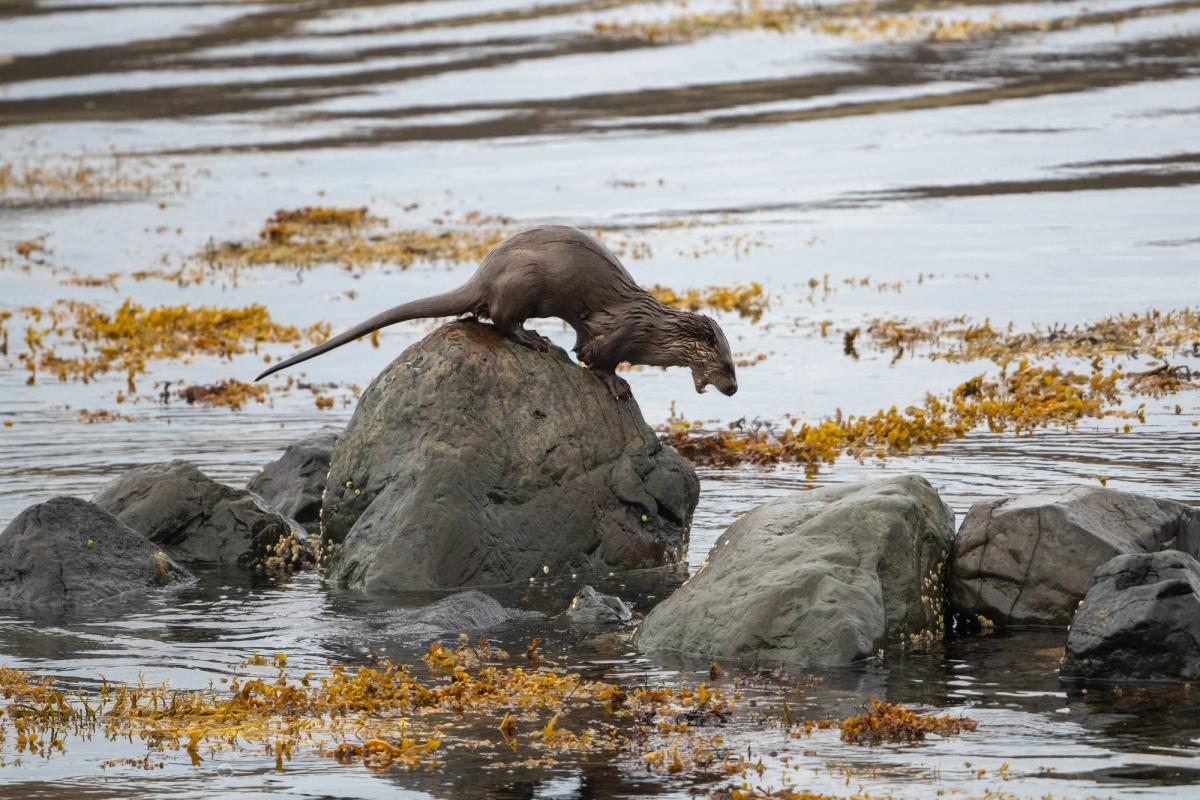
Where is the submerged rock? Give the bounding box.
[94,460,309,569]
[324,321,698,591]
[635,475,955,665]
[564,585,634,624]
[384,590,540,639]
[1061,550,1200,682]
[949,486,1200,627]
[246,427,339,533]
[0,496,193,611]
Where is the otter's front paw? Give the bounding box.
[596,371,631,401]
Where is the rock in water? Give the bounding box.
[0,496,193,611]
[635,475,954,665]
[1061,550,1200,682]
[247,428,339,533]
[324,321,698,591]
[565,585,634,623]
[94,460,309,569]
[384,590,540,640]
[949,486,1200,626]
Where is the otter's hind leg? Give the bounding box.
[503,325,551,352]
[490,306,551,352]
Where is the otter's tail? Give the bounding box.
[255,284,479,381]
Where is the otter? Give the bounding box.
[255,225,738,400]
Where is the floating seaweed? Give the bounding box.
[0,151,198,206]
[649,282,768,321]
[855,308,1200,367]
[1125,363,1198,398]
[594,0,1046,44]
[75,409,136,423]
[178,379,270,411]
[834,699,976,745]
[9,300,330,393]
[200,206,510,272]
[0,641,738,776]
[661,362,1129,472]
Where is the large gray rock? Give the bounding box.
[0,496,193,611]
[635,475,955,665]
[325,321,698,591]
[94,460,309,569]
[246,428,339,533]
[1061,550,1200,682]
[949,486,1200,627]
[383,590,540,640]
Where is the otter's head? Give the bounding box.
[676,313,738,396]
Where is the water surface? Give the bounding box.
[1,0,1198,796]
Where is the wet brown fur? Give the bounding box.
[255,225,738,399]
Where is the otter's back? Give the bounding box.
[477,226,643,317]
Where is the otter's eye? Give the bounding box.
[705,329,718,347]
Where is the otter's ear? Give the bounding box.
[704,328,718,347]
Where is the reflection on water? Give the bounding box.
[1,0,1199,795]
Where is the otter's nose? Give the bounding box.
[722,382,738,396]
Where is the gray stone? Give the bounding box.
[949,486,1200,627]
[0,496,193,611]
[1061,550,1200,682]
[324,321,698,591]
[246,428,339,533]
[635,475,955,665]
[383,590,540,640]
[565,585,634,623]
[94,460,309,569]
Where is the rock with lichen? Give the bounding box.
[0,496,193,611]
[94,460,310,570]
[635,475,955,665]
[323,320,698,591]
[1061,550,1200,682]
[948,486,1200,627]
[247,427,339,533]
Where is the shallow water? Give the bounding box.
[1,0,1199,796]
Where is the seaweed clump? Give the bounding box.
[594,1,1038,44]
[661,361,1127,471]
[0,152,197,206]
[834,699,976,745]
[649,282,767,321]
[11,300,330,392]
[179,379,271,411]
[201,206,509,272]
[0,641,737,775]
[1126,363,1198,398]
[857,307,1200,367]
